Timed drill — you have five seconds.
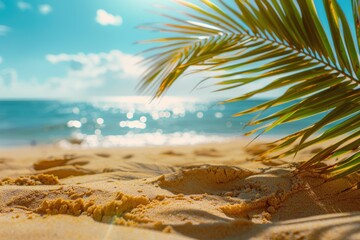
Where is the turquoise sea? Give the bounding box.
[0,97,320,148]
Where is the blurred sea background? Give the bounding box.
[0,97,321,148]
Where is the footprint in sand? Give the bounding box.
[123,154,133,159]
[120,166,302,239]
[0,158,11,164]
[157,165,255,195]
[245,143,276,156]
[261,159,287,167]
[193,148,223,157]
[156,165,299,203]
[246,155,287,167]
[161,150,184,156]
[33,154,85,170]
[39,168,95,179]
[95,153,111,158]
[33,154,94,179]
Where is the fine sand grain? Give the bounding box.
[0,139,359,240]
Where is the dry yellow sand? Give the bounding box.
[0,139,359,240]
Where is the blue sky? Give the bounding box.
[0,0,174,99]
[0,0,354,99]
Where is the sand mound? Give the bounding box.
[157,165,254,194]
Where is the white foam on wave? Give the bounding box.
[59,131,233,149]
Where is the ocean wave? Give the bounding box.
[0,98,321,148]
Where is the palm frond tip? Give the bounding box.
[139,0,360,179]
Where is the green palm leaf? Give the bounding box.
[139,0,360,179]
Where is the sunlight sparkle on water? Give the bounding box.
[140,116,147,123]
[67,120,82,128]
[60,132,232,148]
[96,118,104,125]
[55,97,235,148]
[126,112,134,119]
[151,112,159,120]
[215,112,223,118]
[119,120,146,129]
[80,118,87,124]
[72,107,80,114]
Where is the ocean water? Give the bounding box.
[0,97,320,148]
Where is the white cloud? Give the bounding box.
[17,1,32,10]
[95,9,122,26]
[0,56,3,64]
[0,69,17,88]
[46,50,144,79]
[39,4,52,15]
[0,25,10,36]
[0,50,146,99]
[0,68,66,98]
[0,67,102,99]
[44,50,145,97]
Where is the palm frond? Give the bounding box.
[139,0,360,179]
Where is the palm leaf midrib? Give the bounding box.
[214,29,360,85]
[150,1,359,85]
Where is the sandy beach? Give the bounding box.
[0,139,359,240]
[2,0,360,238]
